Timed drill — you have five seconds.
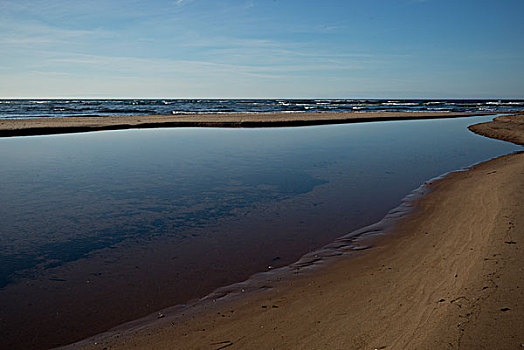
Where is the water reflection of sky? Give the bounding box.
[0,115,521,288]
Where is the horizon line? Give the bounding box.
[1,97,523,100]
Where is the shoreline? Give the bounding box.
[0,111,496,137]
[469,114,524,146]
[60,115,524,349]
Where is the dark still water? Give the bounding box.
[0,116,521,349]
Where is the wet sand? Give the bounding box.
[0,111,490,137]
[61,116,524,349]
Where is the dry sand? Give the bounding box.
[469,114,524,146]
[0,111,489,137]
[60,115,524,350]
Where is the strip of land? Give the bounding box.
[469,114,524,145]
[62,115,523,349]
[0,111,491,137]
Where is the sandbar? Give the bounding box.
[0,111,493,137]
[60,115,524,349]
[469,114,524,146]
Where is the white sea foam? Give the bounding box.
[381,102,418,106]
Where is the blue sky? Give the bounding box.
[1,0,523,99]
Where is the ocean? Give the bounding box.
[0,99,523,118]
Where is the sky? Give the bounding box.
[1,0,523,99]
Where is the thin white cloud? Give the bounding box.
[37,52,282,78]
[20,49,373,88]
[172,0,195,7]
[0,19,108,47]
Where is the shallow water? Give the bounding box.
[0,115,521,349]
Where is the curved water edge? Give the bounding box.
[57,114,523,349]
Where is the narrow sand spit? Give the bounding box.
[469,114,524,146]
[60,115,523,349]
[0,111,490,137]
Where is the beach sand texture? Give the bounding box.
[61,115,523,349]
[469,114,524,146]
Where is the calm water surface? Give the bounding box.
[0,115,521,349]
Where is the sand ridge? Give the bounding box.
[469,114,524,146]
[0,111,492,137]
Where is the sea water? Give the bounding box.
[0,98,523,118]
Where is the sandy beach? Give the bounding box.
[56,115,523,350]
[0,111,493,137]
[469,114,524,146]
